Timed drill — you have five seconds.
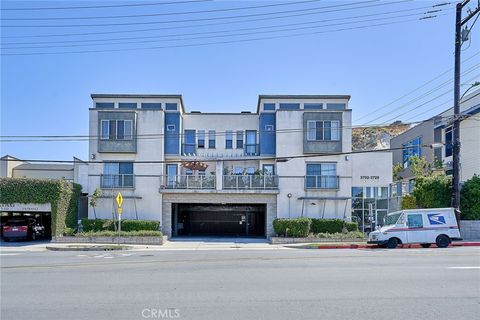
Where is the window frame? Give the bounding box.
[236,130,244,149]
[208,130,216,148]
[197,130,205,149]
[225,130,233,149]
[306,120,340,141]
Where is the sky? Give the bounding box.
[1,0,479,161]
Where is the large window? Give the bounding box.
[279,103,300,110]
[236,131,244,149]
[245,130,257,155]
[197,130,205,148]
[100,120,133,140]
[208,130,216,148]
[183,130,196,154]
[225,130,233,149]
[305,163,337,189]
[102,162,134,188]
[445,127,453,157]
[307,120,340,141]
[402,136,422,168]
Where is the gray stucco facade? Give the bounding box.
[303,112,343,153]
[97,111,137,153]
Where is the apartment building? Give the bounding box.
[87,94,392,238]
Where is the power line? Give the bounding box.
[1,0,409,28]
[2,11,439,50]
[0,0,213,11]
[1,0,325,20]
[2,5,443,47]
[0,17,441,56]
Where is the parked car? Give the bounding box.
[2,218,45,241]
[368,208,462,249]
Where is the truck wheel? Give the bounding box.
[436,235,450,248]
[387,237,398,249]
[421,243,431,248]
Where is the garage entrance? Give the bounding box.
[172,204,266,237]
[0,203,53,241]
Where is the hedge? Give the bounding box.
[81,219,160,232]
[77,230,162,237]
[0,178,82,237]
[273,218,311,237]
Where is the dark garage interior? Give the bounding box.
[172,203,266,237]
[0,212,52,241]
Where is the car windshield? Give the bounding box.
[384,213,402,226]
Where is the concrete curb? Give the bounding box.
[46,245,131,252]
[302,241,480,249]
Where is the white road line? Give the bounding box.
[0,253,20,256]
[448,266,480,269]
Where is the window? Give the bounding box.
[96,102,114,109]
[198,170,206,176]
[165,103,178,111]
[326,103,346,110]
[265,125,274,132]
[407,214,423,228]
[263,103,276,111]
[166,164,178,187]
[352,187,364,198]
[208,130,216,148]
[245,130,257,155]
[101,120,133,140]
[236,131,244,149]
[225,130,233,149]
[445,127,453,157]
[402,136,422,168]
[304,103,323,110]
[183,130,196,154]
[279,103,300,110]
[141,103,162,110]
[102,162,134,188]
[307,120,340,141]
[198,130,205,148]
[185,169,193,176]
[167,124,175,132]
[118,103,137,109]
[306,163,337,189]
[263,164,274,175]
[247,167,255,175]
[234,167,243,175]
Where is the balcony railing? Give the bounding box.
[223,175,278,190]
[160,175,215,189]
[305,175,339,189]
[244,144,259,156]
[101,174,134,188]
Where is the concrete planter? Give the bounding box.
[53,235,167,245]
[270,237,364,244]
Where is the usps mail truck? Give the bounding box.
[368,208,462,248]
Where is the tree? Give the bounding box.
[412,175,452,208]
[89,188,102,219]
[460,175,480,220]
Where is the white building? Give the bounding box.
[87,94,392,237]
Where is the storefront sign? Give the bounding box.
[0,203,51,212]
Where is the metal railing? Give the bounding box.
[304,175,339,189]
[101,174,135,188]
[161,175,215,189]
[223,175,278,190]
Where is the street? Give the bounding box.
[1,246,479,320]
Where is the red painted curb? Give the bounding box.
[312,242,480,249]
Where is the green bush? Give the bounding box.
[310,219,358,233]
[81,219,160,232]
[413,175,451,208]
[273,218,311,237]
[77,230,162,237]
[63,227,76,236]
[345,221,358,232]
[401,194,417,209]
[461,175,480,220]
[313,231,364,239]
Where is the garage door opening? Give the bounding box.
[1,212,52,241]
[172,204,266,237]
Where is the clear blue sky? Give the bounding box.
[1,0,479,161]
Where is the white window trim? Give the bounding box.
[167,124,176,132]
[306,120,340,141]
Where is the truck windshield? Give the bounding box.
[384,213,402,226]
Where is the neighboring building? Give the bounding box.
[87,94,393,238]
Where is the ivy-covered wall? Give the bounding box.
[0,178,82,236]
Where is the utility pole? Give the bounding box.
[453,0,479,224]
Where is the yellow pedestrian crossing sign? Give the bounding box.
[116,192,123,207]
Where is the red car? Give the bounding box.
[2,218,45,241]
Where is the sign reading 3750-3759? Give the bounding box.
[360,176,380,180]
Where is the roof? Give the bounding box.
[13,163,74,171]
[256,94,351,113]
[90,93,185,113]
[0,155,21,161]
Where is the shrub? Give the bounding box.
[273,218,311,237]
[81,219,160,232]
[345,222,358,232]
[413,175,451,208]
[401,194,417,209]
[310,219,357,233]
[313,231,365,239]
[460,175,480,220]
[77,230,162,237]
[63,227,76,236]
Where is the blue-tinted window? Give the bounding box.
[165,103,178,111]
[445,127,453,157]
[141,103,162,110]
[208,130,215,148]
[402,137,422,168]
[96,102,114,109]
[183,130,196,154]
[279,103,300,110]
[306,163,337,189]
[263,103,276,111]
[226,130,233,149]
[119,103,137,109]
[326,103,346,110]
[304,103,323,110]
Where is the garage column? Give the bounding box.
[215,160,223,191]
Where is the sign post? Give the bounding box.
[116,192,123,242]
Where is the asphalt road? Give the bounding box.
[1,246,479,320]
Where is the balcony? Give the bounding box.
[305,175,339,190]
[244,143,259,156]
[101,174,134,189]
[160,175,215,189]
[223,175,278,190]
